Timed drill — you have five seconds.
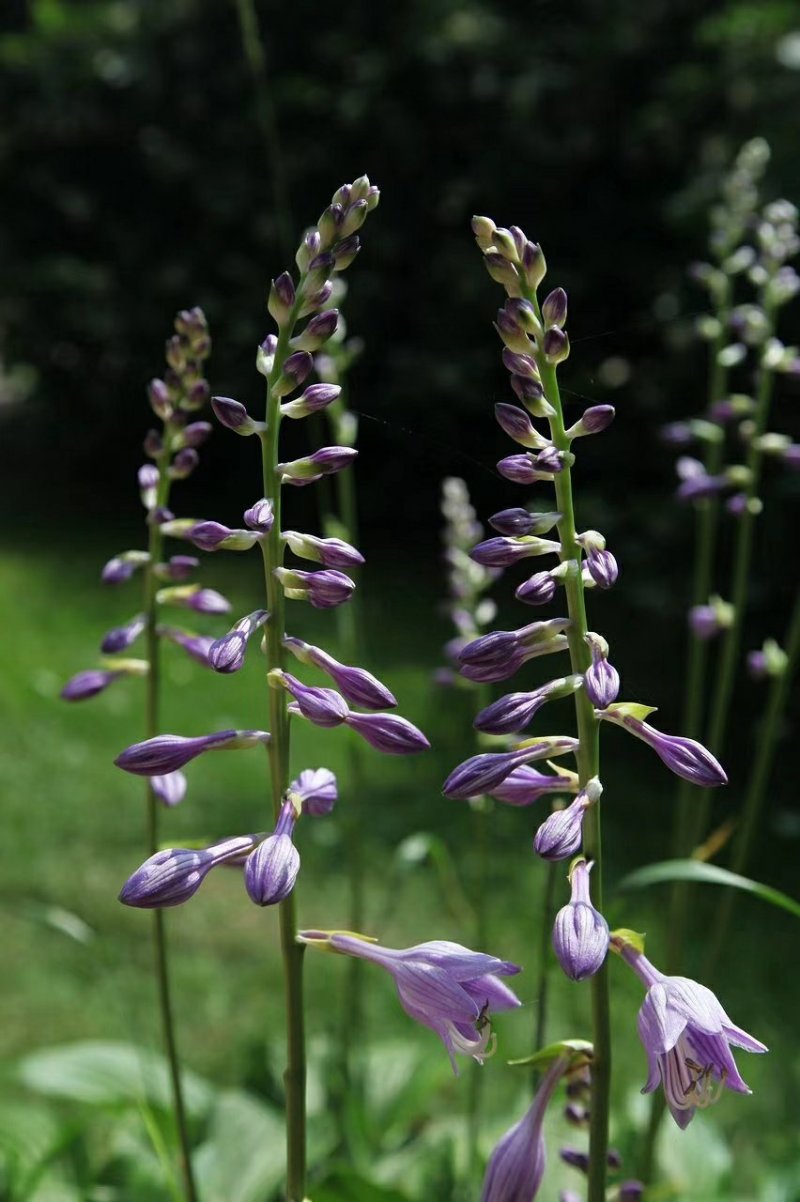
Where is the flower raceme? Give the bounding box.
[301,933,521,1072]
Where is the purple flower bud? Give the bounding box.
[209,610,269,674]
[542,287,568,328]
[552,859,610,981]
[502,349,540,380]
[474,677,579,736]
[160,626,215,667]
[676,458,729,502]
[726,492,748,516]
[268,271,296,326]
[491,766,574,807]
[244,802,300,906]
[471,536,560,568]
[144,428,163,457]
[566,405,616,439]
[115,729,270,776]
[100,613,146,654]
[747,649,768,678]
[275,567,355,609]
[783,444,800,470]
[187,521,260,552]
[157,555,199,582]
[444,739,579,800]
[120,836,255,909]
[169,448,199,480]
[281,383,342,419]
[510,374,545,404]
[583,632,620,708]
[586,547,618,590]
[289,310,340,353]
[101,552,149,585]
[61,668,123,701]
[345,711,431,755]
[184,588,233,614]
[480,1057,567,1202]
[660,421,694,447]
[564,1102,589,1126]
[521,240,546,289]
[184,380,210,411]
[273,350,313,398]
[179,421,213,449]
[689,604,721,640]
[243,497,275,532]
[138,464,159,508]
[560,1147,589,1173]
[497,454,540,485]
[279,671,350,728]
[289,767,337,815]
[599,709,727,787]
[619,1183,645,1201]
[533,789,595,861]
[535,446,569,474]
[279,446,358,485]
[516,571,558,606]
[494,403,548,449]
[151,770,187,807]
[543,326,570,364]
[458,619,570,683]
[283,636,397,709]
[148,377,172,419]
[489,508,562,537]
[283,530,364,569]
[211,396,261,436]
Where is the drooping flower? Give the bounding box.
[480,1055,569,1202]
[208,610,269,674]
[444,737,580,800]
[119,835,256,908]
[597,706,727,787]
[288,767,337,815]
[115,729,270,776]
[244,801,300,906]
[552,858,609,981]
[305,933,521,1073]
[344,710,431,754]
[150,770,187,807]
[283,635,397,709]
[616,940,767,1128]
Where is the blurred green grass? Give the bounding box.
[1,538,798,1198]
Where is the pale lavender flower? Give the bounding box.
[120,835,256,908]
[61,668,123,701]
[481,1055,568,1202]
[101,551,149,585]
[283,635,397,709]
[208,610,269,674]
[313,934,521,1072]
[345,711,430,755]
[115,729,270,775]
[244,801,300,906]
[552,859,609,981]
[597,708,727,787]
[585,546,618,590]
[100,613,146,654]
[243,498,275,532]
[275,567,355,609]
[151,770,187,807]
[490,766,575,807]
[444,738,579,800]
[289,767,337,815]
[618,941,767,1128]
[183,588,233,615]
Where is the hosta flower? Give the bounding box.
[244,801,300,906]
[481,1055,569,1201]
[288,768,337,815]
[115,729,270,775]
[618,941,767,1128]
[120,836,256,908]
[305,933,520,1073]
[552,859,609,981]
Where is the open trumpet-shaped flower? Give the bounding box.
[303,933,521,1073]
[617,940,767,1128]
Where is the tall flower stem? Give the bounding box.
[708,587,800,973]
[143,443,199,1202]
[534,332,610,1202]
[259,295,308,1202]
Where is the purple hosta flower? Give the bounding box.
[675,457,729,503]
[563,1101,589,1127]
[138,464,159,509]
[62,668,124,701]
[275,671,350,728]
[169,447,199,480]
[481,1055,568,1202]
[583,632,620,708]
[501,349,540,381]
[689,604,720,640]
[536,445,571,473]
[542,286,568,327]
[120,835,256,909]
[115,729,270,776]
[725,492,749,517]
[151,770,187,807]
[617,941,767,1128]
[619,1183,645,1201]
[176,420,213,449]
[158,585,233,615]
[488,508,562,537]
[155,555,200,582]
[345,711,430,755]
[209,610,269,674]
[243,497,275,532]
[597,706,727,787]
[474,675,581,735]
[281,382,341,419]
[272,349,313,398]
[288,767,337,815]
[211,395,263,436]
[313,933,521,1072]
[559,1146,620,1173]
[458,619,571,685]
[289,308,340,353]
[565,404,615,439]
[101,551,149,585]
[516,570,558,606]
[160,626,216,667]
[444,737,580,800]
[552,858,610,981]
[244,801,300,906]
[533,780,601,861]
[187,521,261,552]
[283,635,397,709]
[282,530,364,569]
[148,377,172,420]
[470,535,561,568]
[497,454,546,485]
[278,446,357,486]
[494,403,551,450]
[491,766,576,807]
[274,567,355,609]
[578,532,618,590]
[100,613,146,654]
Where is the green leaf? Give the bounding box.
[18,1042,214,1118]
[314,1169,414,1202]
[617,859,800,920]
[509,1038,593,1070]
[192,1091,285,1202]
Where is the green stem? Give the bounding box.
[534,339,610,1202]
[144,443,198,1202]
[708,588,800,974]
[260,298,309,1202]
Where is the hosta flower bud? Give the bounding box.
[283,636,397,709]
[586,547,618,590]
[471,215,497,251]
[470,535,560,568]
[160,627,215,667]
[542,287,568,328]
[474,676,581,735]
[597,706,727,787]
[345,711,431,755]
[747,638,788,679]
[282,530,364,568]
[491,766,575,806]
[494,307,532,354]
[502,348,540,380]
[274,567,355,609]
[533,793,591,861]
[115,729,271,776]
[619,1183,645,1201]
[543,326,570,364]
[295,228,321,272]
[147,378,172,420]
[169,448,199,480]
[489,508,562,536]
[289,309,340,353]
[278,446,358,485]
[256,334,278,377]
[289,767,338,816]
[138,464,159,510]
[208,610,269,674]
[268,272,296,326]
[480,1056,567,1202]
[520,240,546,289]
[187,521,261,552]
[100,613,146,654]
[583,632,620,708]
[61,668,124,701]
[494,403,551,449]
[272,350,313,398]
[211,396,262,436]
[151,770,187,807]
[155,555,199,582]
[688,595,733,640]
[515,570,558,606]
[443,738,579,800]
[281,382,342,419]
[484,251,521,292]
[552,858,610,981]
[176,421,213,449]
[566,405,616,439]
[273,670,350,728]
[101,550,150,585]
[535,446,572,474]
[245,804,301,906]
[497,454,542,485]
[182,379,210,412]
[157,585,232,614]
[243,498,275,532]
[120,836,257,909]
